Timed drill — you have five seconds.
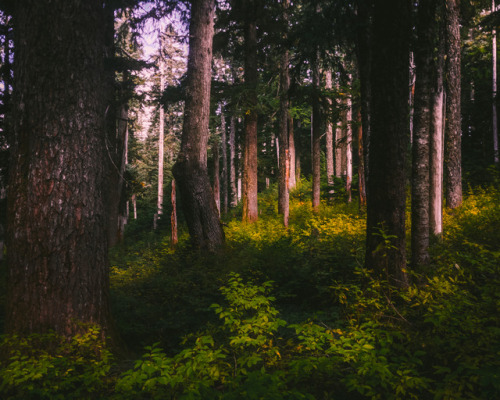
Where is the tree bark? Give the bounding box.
[311,49,321,211]
[229,115,238,207]
[157,67,165,223]
[172,0,224,251]
[213,141,220,214]
[444,0,462,209]
[325,70,334,187]
[171,179,178,247]
[242,1,259,223]
[365,0,410,288]
[411,0,435,268]
[430,1,446,237]
[220,106,228,213]
[357,108,367,206]
[7,0,111,338]
[278,0,290,226]
[493,0,499,164]
[346,74,353,203]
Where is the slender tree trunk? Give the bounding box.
[220,106,228,213]
[325,70,334,187]
[278,0,290,226]
[288,115,296,188]
[312,49,321,211]
[493,0,499,164]
[7,0,112,338]
[242,3,259,223]
[213,141,220,214]
[444,0,462,209]
[346,75,353,202]
[365,0,410,288]
[158,69,165,218]
[430,1,445,237]
[172,0,224,251]
[357,108,367,206]
[411,0,435,268]
[229,115,237,207]
[171,179,178,246]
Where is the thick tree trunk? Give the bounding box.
[311,50,321,211]
[242,3,259,223]
[278,2,290,226]
[172,0,224,251]
[444,0,462,209]
[7,0,111,337]
[365,0,410,288]
[411,0,435,268]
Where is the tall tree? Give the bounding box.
[492,0,499,164]
[241,0,259,223]
[444,0,462,209]
[365,0,410,287]
[325,70,335,188]
[278,0,290,226]
[6,0,112,337]
[172,0,224,251]
[411,0,435,268]
[311,48,322,211]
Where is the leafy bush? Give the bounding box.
[0,326,112,399]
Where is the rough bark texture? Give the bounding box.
[311,50,321,211]
[411,0,435,268]
[288,115,296,188]
[365,0,410,288]
[172,0,224,251]
[220,108,228,214]
[278,3,290,226]
[357,109,367,206]
[157,70,165,220]
[346,76,353,203]
[7,0,111,337]
[213,141,220,214]
[242,2,259,223]
[444,0,462,209]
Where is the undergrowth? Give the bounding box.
[1,185,499,399]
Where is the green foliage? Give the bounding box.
[0,326,112,400]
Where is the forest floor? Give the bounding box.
[1,181,499,399]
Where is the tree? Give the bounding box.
[172,0,225,251]
[492,0,499,164]
[241,0,259,223]
[444,0,462,209]
[365,0,410,287]
[311,48,321,211]
[6,0,112,337]
[411,0,436,268]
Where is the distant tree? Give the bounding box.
[172,0,225,251]
[365,0,410,287]
[6,0,112,337]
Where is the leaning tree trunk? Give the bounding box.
[7,0,112,338]
[444,0,462,209]
[365,0,410,288]
[411,0,435,268]
[172,0,224,251]
[311,49,322,211]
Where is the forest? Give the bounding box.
[0,0,499,399]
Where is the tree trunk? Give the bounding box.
[357,108,367,206]
[411,0,435,268]
[278,1,290,226]
[213,141,220,214]
[157,68,165,224]
[171,179,178,247]
[242,2,259,223]
[172,0,224,251]
[311,49,321,211]
[493,0,499,164]
[7,0,111,338]
[365,0,410,288]
[444,0,462,209]
[346,75,353,203]
[288,115,296,188]
[430,1,445,237]
[229,115,237,207]
[325,70,334,187]
[220,106,228,213]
